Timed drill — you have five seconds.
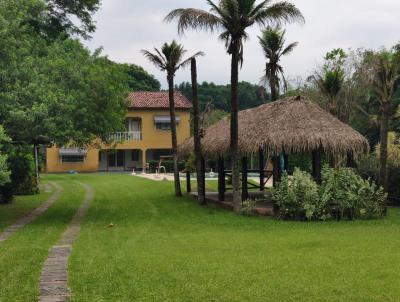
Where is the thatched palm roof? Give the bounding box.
[179,95,369,158]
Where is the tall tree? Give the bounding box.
[259,26,298,101]
[142,41,203,197]
[166,0,304,211]
[191,58,206,205]
[364,49,400,191]
[310,48,348,121]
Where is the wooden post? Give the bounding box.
[346,151,356,168]
[272,156,281,187]
[218,157,225,201]
[259,150,265,191]
[312,148,322,184]
[186,171,191,193]
[283,153,289,172]
[241,157,248,201]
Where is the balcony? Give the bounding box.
[110,131,142,142]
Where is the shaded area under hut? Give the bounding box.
[179,95,369,205]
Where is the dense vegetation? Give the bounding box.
[177,81,270,111]
[0,0,161,202]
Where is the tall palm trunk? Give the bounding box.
[191,58,206,205]
[167,74,182,197]
[269,66,279,102]
[230,42,241,212]
[379,101,390,191]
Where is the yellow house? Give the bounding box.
[45,91,192,173]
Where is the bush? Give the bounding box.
[272,169,326,221]
[320,167,385,220]
[240,199,257,216]
[272,167,386,221]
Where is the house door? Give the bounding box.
[107,150,124,169]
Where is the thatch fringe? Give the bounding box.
[179,95,369,158]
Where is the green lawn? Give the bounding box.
[0,188,52,232]
[1,173,400,301]
[0,177,85,300]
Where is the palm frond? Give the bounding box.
[141,50,166,70]
[165,8,221,35]
[251,2,305,27]
[281,41,299,56]
[178,51,206,69]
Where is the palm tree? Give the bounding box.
[366,49,400,191]
[310,48,347,121]
[259,26,298,102]
[166,0,304,212]
[258,26,297,185]
[142,41,203,197]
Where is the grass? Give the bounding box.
[1,173,400,301]
[0,188,52,232]
[0,176,85,301]
[65,174,400,302]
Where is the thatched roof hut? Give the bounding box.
[179,95,369,158]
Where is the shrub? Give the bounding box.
[272,167,386,221]
[8,150,38,195]
[240,199,257,216]
[320,167,386,220]
[272,169,324,221]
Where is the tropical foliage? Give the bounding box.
[259,26,298,101]
[167,0,304,211]
[142,40,204,197]
[272,168,386,221]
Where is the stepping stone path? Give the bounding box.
[0,182,62,244]
[39,183,94,302]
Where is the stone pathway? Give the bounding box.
[0,182,63,244]
[39,182,94,302]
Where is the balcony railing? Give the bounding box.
[110,131,142,142]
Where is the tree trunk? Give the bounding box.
[379,101,390,191]
[230,43,241,212]
[191,58,206,205]
[167,75,182,197]
[269,67,279,102]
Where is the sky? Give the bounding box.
[83,0,400,89]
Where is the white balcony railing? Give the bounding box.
[110,131,142,142]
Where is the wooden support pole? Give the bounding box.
[283,153,289,172]
[259,150,265,191]
[312,148,322,184]
[346,151,356,168]
[241,157,248,201]
[186,171,191,193]
[218,157,225,202]
[272,156,281,187]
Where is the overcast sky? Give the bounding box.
[83,0,400,89]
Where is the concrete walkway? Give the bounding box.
[39,182,94,302]
[0,182,63,244]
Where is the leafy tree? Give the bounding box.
[166,0,304,211]
[177,81,269,111]
[309,48,348,121]
[142,41,203,197]
[0,126,10,187]
[362,49,400,190]
[259,26,298,101]
[109,62,161,92]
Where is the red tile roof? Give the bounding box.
[127,91,192,109]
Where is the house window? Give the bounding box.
[131,150,139,161]
[125,118,141,132]
[108,150,124,167]
[61,155,85,163]
[154,116,180,131]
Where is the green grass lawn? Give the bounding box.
[0,188,52,232]
[0,177,85,300]
[1,173,400,301]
